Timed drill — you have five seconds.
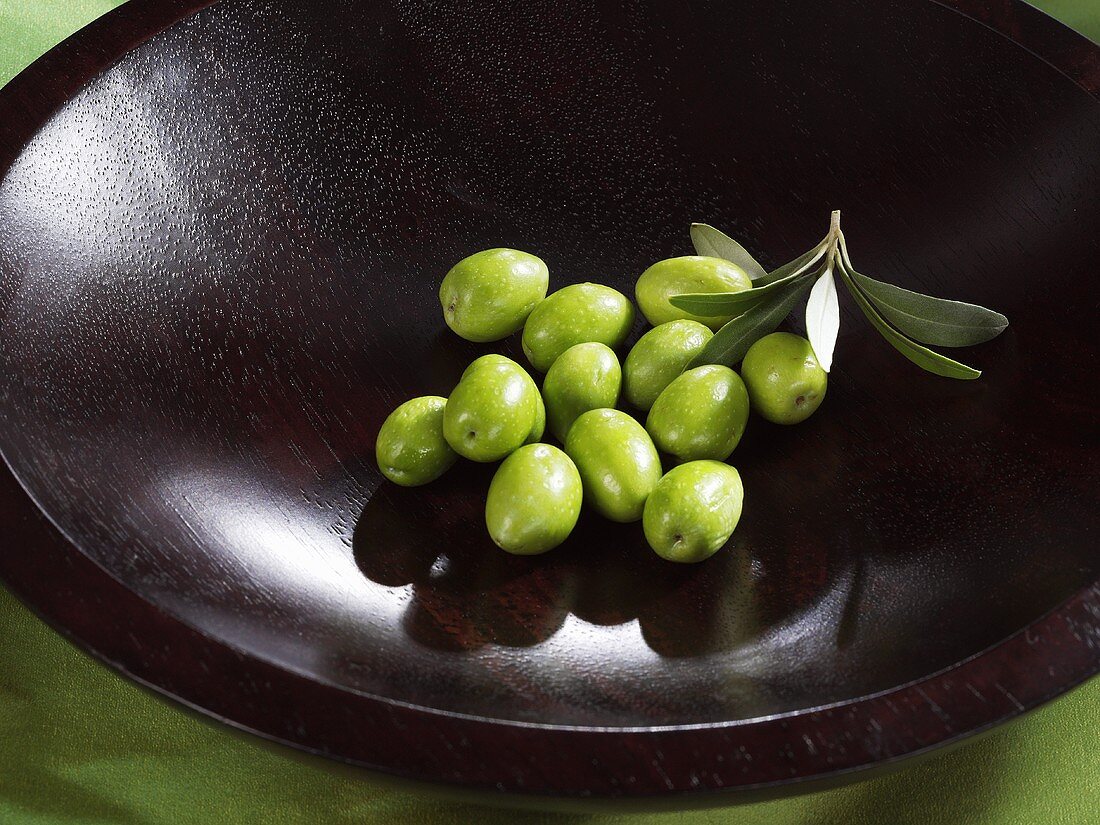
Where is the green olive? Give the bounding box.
[564,408,661,523]
[439,248,549,342]
[741,332,827,425]
[521,283,634,372]
[542,343,622,442]
[622,320,713,411]
[443,355,539,461]
[485,444,583,555]
[643,461,744,563]
[635,256,752,330]
[375,396,458,486]
[646,365,749,462]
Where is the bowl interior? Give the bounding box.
[0,0,1097,727]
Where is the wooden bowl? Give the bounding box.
[0,0,1097,811]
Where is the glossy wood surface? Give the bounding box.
[0,0,1097,808]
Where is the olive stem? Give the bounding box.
[825,210,842,269]
[803,212,844,282]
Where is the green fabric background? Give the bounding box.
[1,2,1097,823]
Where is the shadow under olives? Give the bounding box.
[351,465,844,658]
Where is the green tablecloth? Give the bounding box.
[1,3,1098,823]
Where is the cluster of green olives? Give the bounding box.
[376,248,828,563]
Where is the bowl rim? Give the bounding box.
[0,0,1097,806]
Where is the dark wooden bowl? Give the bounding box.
[0,0,1097,811]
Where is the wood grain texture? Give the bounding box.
[938,0,1100,93]
[0,0,1096,809]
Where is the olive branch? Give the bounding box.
[670,211,1009,379]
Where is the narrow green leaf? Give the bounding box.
[837,233,1008,347]
[669,240,829,316]
[669,287,772,316]
[670,266,808,314]
[848,271,1008,347]
[690,271,818,368]
[690,223,768,280]
[755,239,828,287]
[835,258,982,380]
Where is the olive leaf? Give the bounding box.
[690,271,817,368]
[805,260,840,372]
[835,254,981,380]
[669,242,828,317]
[836,235,1008,347]
[683,212,1004,380]
[690,222,769,280]
[755,239,829,287]
[669,276,795,315]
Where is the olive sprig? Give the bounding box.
[670,211,1008,379]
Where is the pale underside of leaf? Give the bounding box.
[805,263,839,372]
[837,232,1008,348]
[835,257,981,380]
[690,223,768,280]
